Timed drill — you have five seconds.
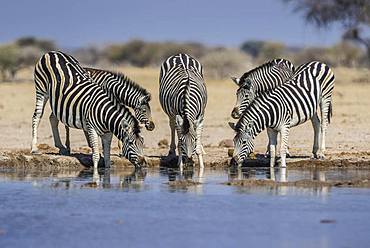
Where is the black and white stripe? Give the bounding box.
[85,67,154,131]
[159,53,207,170]
[231,58,295,118]
[31,51,146,176]
[230,61,335,167]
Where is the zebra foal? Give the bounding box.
[230,61,334,167]
[31,51,146,176]
[159,53,207,170]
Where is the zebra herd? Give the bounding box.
[31,51,334,176]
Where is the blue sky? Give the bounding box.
[1,0,344,48]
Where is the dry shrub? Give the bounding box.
[201,48,253,80]
[291,42,366,67]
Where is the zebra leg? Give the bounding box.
[311,113,321,159]
[101,133,113,169]
[279,126,290,168]
[280,132,291,158]
[117,140,123,157]
[49,113,70,155]
[65,126,71,154]
[87,126,100,180]
[169,117,177,157]
[177,136,183,172]
[31,94,48,154]
[83,130,93,148]
[195,119,205,169]
[319,98,332,159]
[267,129,278,168]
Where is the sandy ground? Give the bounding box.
[0,66,369,167]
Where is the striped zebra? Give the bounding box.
[85,67,154,131]
[159,53,207,170]
[49,67,154,156]
[31,51,146,175]
[231,58,295,119]
[230,61,335,167]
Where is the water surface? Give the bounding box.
[1,166,370,248]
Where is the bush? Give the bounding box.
[257,42,286,63]
[0,44,20,81]
[104,40,208,67]
[201,48,253,79]
[240,40,265,58]
[291,41,366,67]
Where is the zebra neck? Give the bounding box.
[99,73,146,109]
[243,104,268,138]
[105,105,135,140]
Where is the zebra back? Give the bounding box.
[85,67,151,108]
[231,59,295,118]
[85,67,154,130]
[159,53,207,123]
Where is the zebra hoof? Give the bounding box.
[59,148,70,156]
[311,154,325,160]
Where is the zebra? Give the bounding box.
[85,67,154,131]
[159,53,207,171]
[49,67,155,156]
[230,58,295,119]
[229,61,335,167]
[31,51,146,176]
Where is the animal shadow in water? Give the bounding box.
[70,153,106,168]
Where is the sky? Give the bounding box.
[0,0,344,49]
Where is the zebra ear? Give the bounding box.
[228,122,236,130]
[140,94,151,104]
[231,77,240,86]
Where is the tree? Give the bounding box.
[283,0,370,62]
[240,40,265,58]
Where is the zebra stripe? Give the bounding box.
[159,53,207,170]
[31,51,145,175]
[85,67,154,130]
[231,61,335,167]
[231,58,295,118]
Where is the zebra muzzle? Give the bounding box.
[145,121,155,131]
[231,108,241,119]
[137,155,149,166]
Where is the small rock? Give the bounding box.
[158,139,169,148]
[219,139,233,148]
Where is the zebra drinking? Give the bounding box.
[31,51,146,176]
[159,54,207,170]
[49,67,154,155]
[230,61,335,167]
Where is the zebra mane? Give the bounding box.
[119,104,141,135]
[239,60,277,84]
[86,67,151,100]
[239,59,293,86]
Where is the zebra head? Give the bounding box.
[134,94,155,131]
[176,115,197,165]
[120,119,147,167]
[229,121,255,167]
[231,77,254,119]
